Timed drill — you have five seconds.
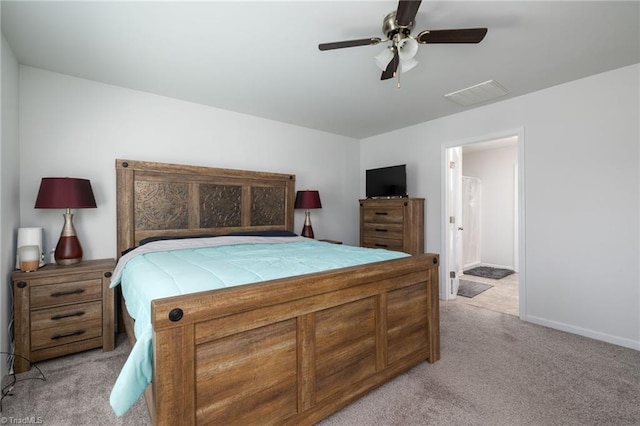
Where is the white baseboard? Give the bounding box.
[460,261,481,273]
[524,314,640,351]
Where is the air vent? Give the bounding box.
[445,80,509,107]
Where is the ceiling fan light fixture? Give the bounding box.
[400,57,418,73]
[374,47,394,71]
[397,37,418,61]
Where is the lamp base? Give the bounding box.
[55,236,83,265]
[301,210,315,238]
[301,224,314,239]
[54,212,83,265]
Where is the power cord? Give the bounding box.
[0,353,46,412]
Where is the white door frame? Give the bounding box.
[445,146,463,299]
[440,128,527,319]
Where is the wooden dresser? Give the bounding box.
[359,198,424,255]
[12,258,116,373]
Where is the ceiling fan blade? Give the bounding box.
[395,0,422,27]
[381,48,399,80]
[318,37,382,51]
[417,28,488,44]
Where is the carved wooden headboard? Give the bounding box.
[115,159,296,257]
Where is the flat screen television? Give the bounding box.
[366,164,407,198]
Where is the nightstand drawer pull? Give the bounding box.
[50,289,85,298]
[374,243,388,248]
[375,228,388,232]
[374,212,388,215]
[51,311,85,321]
[51,330,85,340]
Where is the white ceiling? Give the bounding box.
[2,1,639,139]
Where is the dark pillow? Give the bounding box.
[224,230,298,237]
[139,234,218,245]
[121,246,137,256]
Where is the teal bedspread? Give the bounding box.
[109,236,408,416]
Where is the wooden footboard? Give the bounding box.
[148,253,439,425]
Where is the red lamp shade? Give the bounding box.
[35,178,97,209]
[294,190,321,238]
[294,190,322,210]
[35,178,97,265]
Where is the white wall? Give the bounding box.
[19,67,361,260]
[14,62,640,354]
[1,34,21,379]
[463,145,518,269]
[361,64,640,350]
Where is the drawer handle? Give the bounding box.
[374,212,388,215]
[50,289,85,298]
[51,330,85,340]
[375,228,388,232]
[51,311,85,321]
[374,243,388,248]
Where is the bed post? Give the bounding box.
[153,324,196,425]
[116,159,135,257]
[428,258,441,362]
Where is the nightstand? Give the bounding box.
[12,258,116,373]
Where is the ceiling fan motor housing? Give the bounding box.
[383,11,415,39]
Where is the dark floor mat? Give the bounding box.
[457,279,493,298]
[464,266,515,280]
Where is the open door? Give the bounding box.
[445,147,463,300]
[462,176,481,270]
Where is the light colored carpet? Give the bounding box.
[2,302,639,425]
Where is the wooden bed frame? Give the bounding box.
[115,159,440,425]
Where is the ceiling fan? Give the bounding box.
[318,0,487,82]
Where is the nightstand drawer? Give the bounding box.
[362,223,404,240]
[31,301,102,331]
[31,317,102,351]
[30,279,102,308]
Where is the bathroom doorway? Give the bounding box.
[443,134,523,317]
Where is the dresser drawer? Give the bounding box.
[31,317,102,351]
[360,198,424,256]
[362,207,404,224]
[31,301,102,331]
[362,223,404,240]
[362,237,405,252]
[30,279,102,309]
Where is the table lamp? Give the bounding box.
[34,177,97,265]
[294,190,322,238]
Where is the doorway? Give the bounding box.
[442,132,524,318]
